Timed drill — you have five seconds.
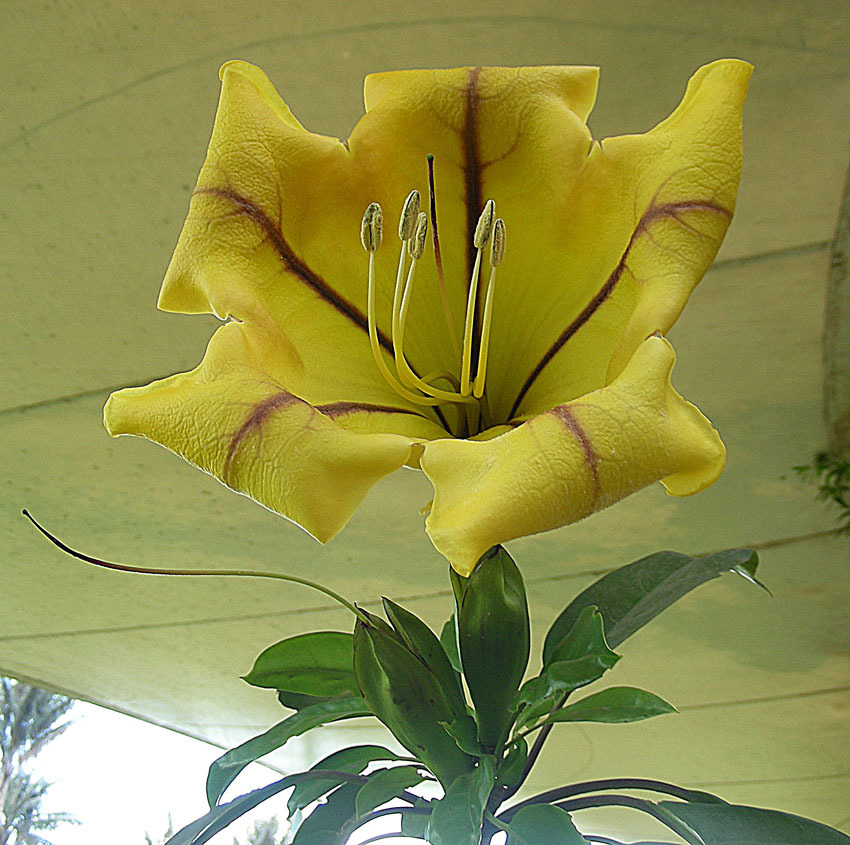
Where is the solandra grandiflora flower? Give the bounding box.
[105,60,750,576]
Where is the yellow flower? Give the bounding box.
[104,60,750,576]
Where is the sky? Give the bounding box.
[34,701,418,845]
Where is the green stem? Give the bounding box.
[22,509,370,623]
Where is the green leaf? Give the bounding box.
[504,804,587,844]
[353,618,475,787]
[543,549,761,662]
[165,776,299,845]
[516,654,619,712]
[354,765,426,816]
[291,782,360,845]
[427,758,495,845]
[287,745,401,816]
[547,687,676,725]
[401,797,432,838]
[495,738,527,791]
[276,690,335,711]
[457,546,530,749]
[440,617,462,674]
[242,632,358,698]
[206,697,369,807]
[658,801,850,843]
[382,597,466,707]
[440,713,485,756]
[545,606,619,666]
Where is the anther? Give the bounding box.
[398,191,420,241]
[361,202,383,252]
[490,218,505,267]
[408,211,428,260]
[473,219,505,398]
[473,199,495,249]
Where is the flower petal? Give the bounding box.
[104,321,425,543]
[157,62,603,415]
[485,59,752,422]
[420,335,724,575]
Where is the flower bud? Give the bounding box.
[456,546,530,750]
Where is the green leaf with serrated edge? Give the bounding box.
[382,597,466,710]
[401,797,431,838]
[658,801,850,843]
[440,713,485,756]
[543,549,761,662]
[286,745,401,816]
[496,738,527,791]
[242,631,358,698]
[440,617,462,674]
[546,687,676,725]
[291,782,360,845]
[504,804,587,845]
[165,776,298,845]
[354,765,426,816]
[546,606,619,666]
[426,757,495,845]
[206,697,369,807]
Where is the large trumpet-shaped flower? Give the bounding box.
[105,60,750,576]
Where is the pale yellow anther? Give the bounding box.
[490,218,505,267]
[473,220,504,399]
[398,190,420,241]
[473,199,496,249]
[361,202,383,252]
[408,212,428,260]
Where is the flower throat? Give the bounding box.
[360,155,505,438]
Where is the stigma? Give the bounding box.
[360,164,505,436]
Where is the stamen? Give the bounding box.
[361,203,439,408]
[473,218,505,398]
[427,154,460,359]
[460,200,495,396]
[394,213,477,407]
[398,190,420,240]
[360,202,383,252]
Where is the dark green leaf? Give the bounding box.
[544,549,761,662]
[277,690,335,711]
[291,782,360,845]
[496,738,527,791]
[206,697,369,806]
[427,758,495,845]
[401,797,432,838]
[547,687,676,725]
[440,714,484,756]
[353,619,474,787]
[382,597,466,707]
[658,801,850,843]
[354,765,426,816]
[287,745,401,816]
[242,632,358,698]
[504,804,587,844]
[545,606,619,666]
[165,776,299,845]
[515,654,620,716]
[458,546,530,748]
[440,617,462,674]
